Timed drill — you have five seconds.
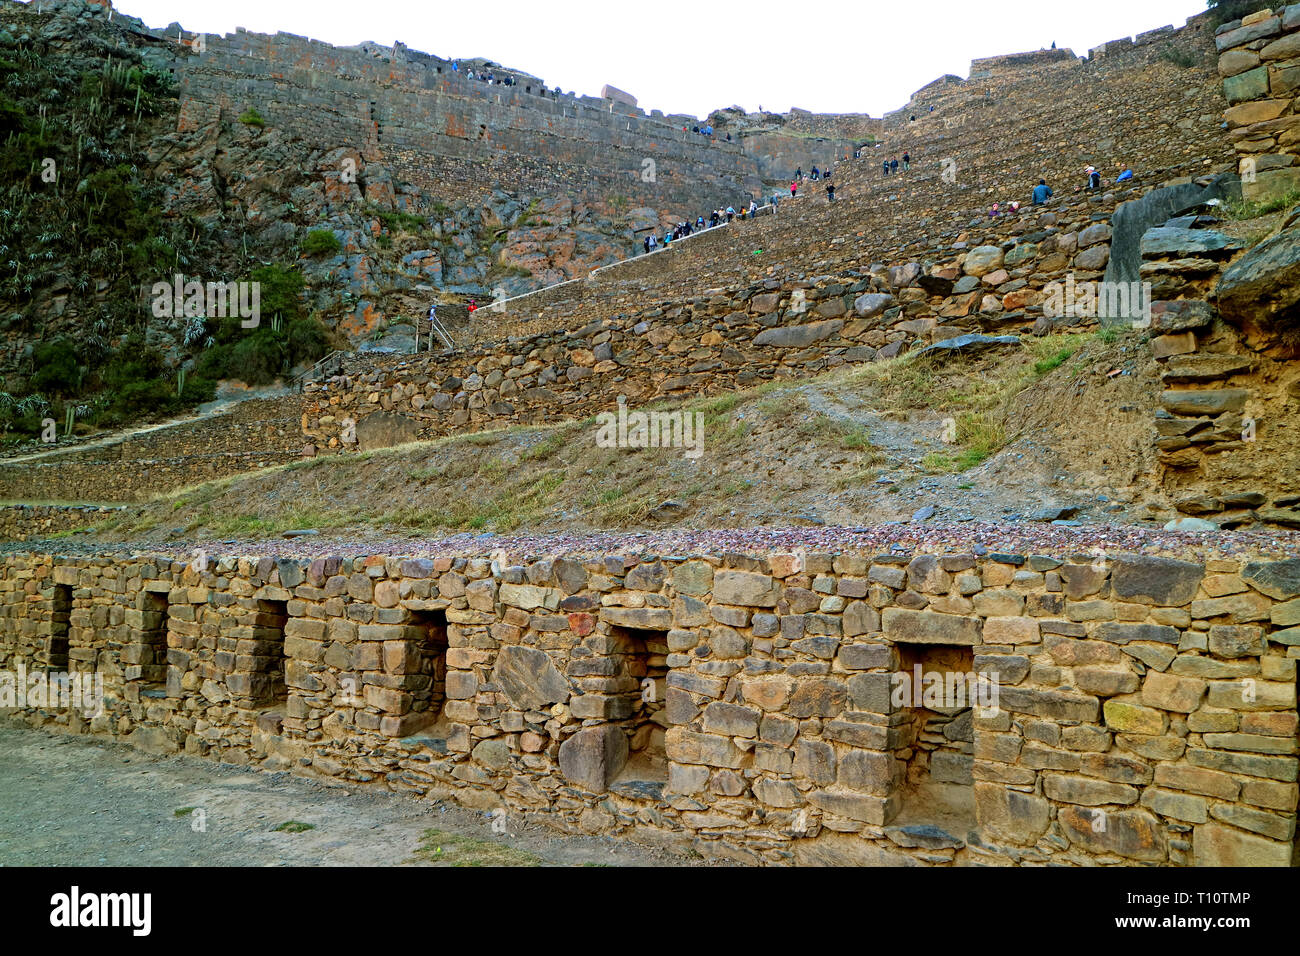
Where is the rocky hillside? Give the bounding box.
[0,0,702,445]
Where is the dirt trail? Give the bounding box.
[0,723,700,867]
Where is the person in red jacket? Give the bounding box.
[467,299,477,313]
[790,180,798,197]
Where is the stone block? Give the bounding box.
[1193,822,1292,866]
[881,608,981,645]
[558,725,628,792]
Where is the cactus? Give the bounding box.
[176,367,186,397]
[64,405,73,437]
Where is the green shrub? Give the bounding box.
[1206,0,1273,27]
[1159,46,1198,69]
[30,338,82,397]
[238,107,266,127]
[301,229,342,256]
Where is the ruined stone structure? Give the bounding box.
[1216,5,1300,202]
[1,545,1296,865]
[163,26,761,213]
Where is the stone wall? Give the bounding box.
[0,505,121,541]
[1216,4,1300,201]
[163,24,764,213]
[303,193,1132,452]
[2,546,1295,866]
[0,397,302,504]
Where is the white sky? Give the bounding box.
[106,0,1211,119]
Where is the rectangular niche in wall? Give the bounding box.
[127,591,170,692]
[406,608,450,735]
[889,643,977,835]
[238,599,288,708]
[609,626,670,785]
[43,584,73,672]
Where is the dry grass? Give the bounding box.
[94,330,1115,538]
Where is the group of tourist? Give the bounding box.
[452,62,518,87]
[881,152,910,176]
[640,194,787,254]
[986,162,1134,218]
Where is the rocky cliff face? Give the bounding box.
[0,0,779,373]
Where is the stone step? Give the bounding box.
[1160,353,1255,384]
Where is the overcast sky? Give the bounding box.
[107,0,1212,119]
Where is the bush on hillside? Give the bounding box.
[1206,0,1275,27]
[301,229,342,256]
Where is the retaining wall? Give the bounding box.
[2,546,1296,865]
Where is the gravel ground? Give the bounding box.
[7,521,1298,563]
[0,722,701,867]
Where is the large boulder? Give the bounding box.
[1216,224,1300,358]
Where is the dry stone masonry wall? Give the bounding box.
[166,24,765,213]
[1,546,1296,866]
[1217,4,1300,202]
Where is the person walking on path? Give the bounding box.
[902,152,910,172]
[771,193,779,215]
[883,159,890,177]
[890,158,899,175]
[1032,179,1053,204]
[791,180,798,197]
[826,182,836,203]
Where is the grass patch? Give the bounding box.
[173,807,197,818]
[1223,187,1300,222]
[411,827,544,867]
[271,821,315,833]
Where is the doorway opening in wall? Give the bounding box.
[889,643,977,837]
[407,608,450,737]
[609,626,670,786]
[45,583,73,671]
[137,591,170,694]
[248,599,289,708]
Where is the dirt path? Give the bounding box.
[0,723,701,867]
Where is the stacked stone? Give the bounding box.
[0,505,121,542]
[1218,5,1300,201]
[303,200,1137,455]
[0,400,302,503]
[2,545,1295,867]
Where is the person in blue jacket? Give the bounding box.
[1032,179,1053,204]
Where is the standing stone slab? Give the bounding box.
[493,645,570,710]
[558,725,628,793]
[1059,806,1167,861]
[974,782,1050,845]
